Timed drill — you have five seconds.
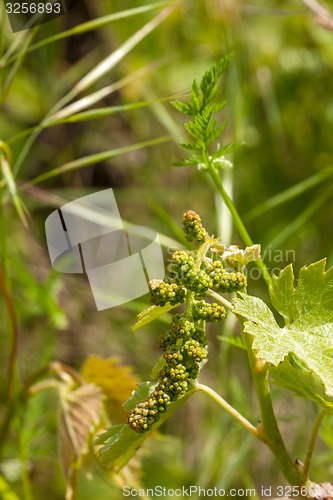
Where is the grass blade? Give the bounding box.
[267,186,333,250]
[8,62,160,144]
[1,1,177,66]
[0,151,28,227]
[21,135,172,188]
[13,7,176,174]
[73,6,176,97]
[245,164,333,221]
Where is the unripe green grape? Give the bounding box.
[149,279,186,307]
[182,210,207,243]
[192,326,207,347]
[164,350,183,364]
[128,400,159,433]
[181,339,207,363]
[159,316,196,351]
[167,250,212,295]
[184,361,200,380]
[193,300,227,323]
[170,315,197,340]
[208,261,246,292]
[182,268,212,296]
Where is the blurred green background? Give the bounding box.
[1,0,333,498]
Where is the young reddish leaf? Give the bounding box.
[58,381,104,494]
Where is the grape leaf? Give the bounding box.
[58,382,104,479]
[122,381,156,411]
[131,303,175,333]
[233,259,333,410]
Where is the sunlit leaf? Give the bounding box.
[122,381,156,411]
[131,303,175,333]
[233,259,333,410]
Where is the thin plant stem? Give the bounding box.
[206,288,234,311]
[18,400,34,500]
[303,409,327,480]
[196,383,261,440]
[0,365,50,454]
[242,330,302,485]
[245,163,333,222]
[0,262,18,399]
[206,161,272,287]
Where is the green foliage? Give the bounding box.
[206,261,247,293]
[148,279,186,307]
[234,260,333,410]
[131,303,175,333]
[192,300,226,323]
[126,211,258,434]
[171,53,239,168]
[2,2,333,493]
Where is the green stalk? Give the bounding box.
[206,159,272,287]
[302,409,327,481]
[197,383,261,440]
[242,330,302,485]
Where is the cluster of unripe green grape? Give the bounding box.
[128,211,247,433]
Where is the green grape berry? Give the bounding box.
[183,268,212,296]
[149,279,186,307]
[159,316,196,351]
[159,364,189,400]
[164,350,183,364]
[193,300,227,323]
[182,210,207,243]
[184,361,200,380]
[192,326,207,347]
[167,250,212,295]
[208,261,246,292]
[181,339,207,363]
[129,211,256,434]
[128,400,159,433]
[167,250,194,282]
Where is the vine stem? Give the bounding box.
[303,409,327,480]
[206,161,272,287]
[242,330,303,485]
[196,383,261,439]
[199,155,301,483]
[206,288,234,311]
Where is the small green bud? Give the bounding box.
[207,261,247,292]
[182,210,207,243]
[193,300,227,323]
[149,279,186,307]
